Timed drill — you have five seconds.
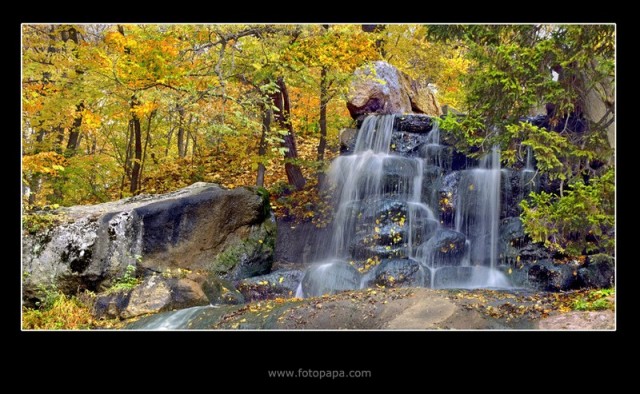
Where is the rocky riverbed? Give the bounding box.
[125,287,614,330]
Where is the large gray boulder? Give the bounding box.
[347,61,443,119]
[22,182,275,305]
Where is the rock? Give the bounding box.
[390,131,430,156]
[498,264,529,287]
[92,275,209,320]
[339,128,358,154]
[236,270,304,301]
[208,213,276,281]
[22,183,275,305]
[403,80,441,116]
[350,198,438,260]
[274,219,330,266]
[418,229,468,267]
[93,291,131,320]
[394,115,435,133]
[579,254,615,288]
[165,278,209,310]
[518,243,551,262]
[501,169,538,218]
[420,144,453,170]
[202,277,245,305]
[347,61,442,119]
[301,260,361,297]
[432,266,473,287]
[120,275,173,319]
[527,260,581,291]
[374,259,422,287]
[380,156,420,196]
[499,217,527,264]
[538,311,614,330]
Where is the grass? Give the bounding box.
[22,290,121,330]
[572,288,615,311]
[105,264,140,294]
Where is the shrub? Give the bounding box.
[520,168,614,257]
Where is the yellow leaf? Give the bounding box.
[374,226,380,233]
[279,277,284,284]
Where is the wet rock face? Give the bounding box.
[301,261,361,297]
[22,183,275,305]
[374,259,422,287]
[527,260,582,291]
[419,229,468,267]
[579,254,615,288]
[236,270,304,302]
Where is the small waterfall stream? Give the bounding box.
[300,114,511,296]
[129,305,213,330]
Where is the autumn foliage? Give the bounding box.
[22,24,469,222]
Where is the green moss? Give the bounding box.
[210,218,276,276]
[23,212,60,235]
[105,265,140,294]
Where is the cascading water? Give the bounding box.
[129,305,213,330]
[300,114,511,297]
[454,146,510,287]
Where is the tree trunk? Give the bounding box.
[129,98,143,195]
[177,106,186,158]
[317,65,329,183]
[53,126,65,154]
[66,102,84,156]
[271,77,306,190]
[139,110,155,193]
[27,130,47,206]
[62,27,84,157]
[256,105,271,188]
[119,108,134,198]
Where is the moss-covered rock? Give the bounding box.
[209,213,276,281]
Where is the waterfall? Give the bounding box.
[455,146,500,269]
[129,305,213,330]
[299,115,511,297]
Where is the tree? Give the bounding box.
[270,77,306,190]
[281,25,378,180]
[429,24,615,257]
